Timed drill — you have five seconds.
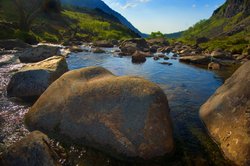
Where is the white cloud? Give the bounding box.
[192,4,196,8]
[121,3,137,9]
[110,0,151,10]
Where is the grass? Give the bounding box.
[178,4,250,53]
[0,0,138,43]
[199,31,250,53]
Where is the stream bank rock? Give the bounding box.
[0,131,59,166]
[19,45,61,63]
[200,61,250,166]
[25,66,174,160]
[7,56,68,101]
[0,39,31,50]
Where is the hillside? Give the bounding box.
[180,0,250,53]
[60,0,143,37]
[0,0,139,43]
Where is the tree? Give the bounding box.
[149,31,165,39]
[13,0,43,31]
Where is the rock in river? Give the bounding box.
[179,55,210,65]
[19,45,61,63]
[7,56,68,101]
[200,61,250,166]
[119,38,149,55]
[131,51,148,63]
[208,62,221,70]
[92,47,106,53]
[25,66,174,160]
[0,131,59,166]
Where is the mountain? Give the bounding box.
[0,0,138,43]
[60,0,142,37]
[180,0,250,52]
[213,0,250,18]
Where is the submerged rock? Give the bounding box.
[19,45,61,63]
[0,131,59,166]
[200,61,250,166]
[25,66,174,160]
[160,62,173,66]
[7,56,68,101]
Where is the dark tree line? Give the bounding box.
[13,0,61,31]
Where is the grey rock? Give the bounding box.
[19,45,61,63]
[7,56,68,101]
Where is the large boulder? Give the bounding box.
[0,131,59,166]
[120,38,149,55]
[179,55,211,65]
[25,67,174,160]
[0,39,31,50]
[200,61,250,166]
[19,45,61,63]
[7,56,68,101]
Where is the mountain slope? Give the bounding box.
[180,0,250,52]
[61,0,142,37]
[0,0,138,43]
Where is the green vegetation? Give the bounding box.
[148,31,166,39]
[0,0,138,43]
[200,32,250,53]
[62,10,136,41]
[178,0,250,54]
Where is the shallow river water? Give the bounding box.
[0,47,237,166]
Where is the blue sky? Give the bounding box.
[102,0,226,33]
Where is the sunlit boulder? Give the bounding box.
[25,66,174,160]
[200,61,250,165]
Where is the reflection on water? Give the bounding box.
[66,50,235,165]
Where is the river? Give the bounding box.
[0,47,236,165]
